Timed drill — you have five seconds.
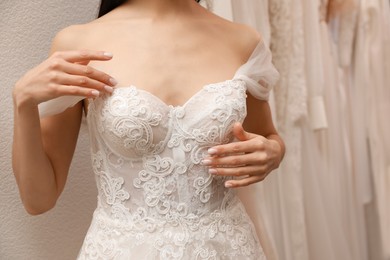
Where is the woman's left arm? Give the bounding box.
[202,93,285,188]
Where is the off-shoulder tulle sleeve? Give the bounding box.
[233,40,279,101]
[38,95,85,118]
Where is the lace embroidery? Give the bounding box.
[95,87,169,159]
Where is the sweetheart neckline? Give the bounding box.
[113,79,239,109]
[107,40,265,108]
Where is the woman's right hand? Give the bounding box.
[12,50,117,107]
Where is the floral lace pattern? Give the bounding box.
[77,80,266,259]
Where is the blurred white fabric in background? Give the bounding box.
[231,0,390,259]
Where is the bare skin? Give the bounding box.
[12,0,285,215]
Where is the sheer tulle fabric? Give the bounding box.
[38,95,84,118]
[38,40,279,259]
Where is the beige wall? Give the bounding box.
[0,1,232,259]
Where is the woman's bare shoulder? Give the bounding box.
[50,18,111,53]
[50,24,91,53]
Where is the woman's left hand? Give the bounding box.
[201,122,284,188]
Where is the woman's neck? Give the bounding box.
[121,0,197,19]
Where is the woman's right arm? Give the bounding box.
[12,27,116,215]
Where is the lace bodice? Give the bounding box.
[39,40,279,260]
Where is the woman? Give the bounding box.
[12,0,285,259]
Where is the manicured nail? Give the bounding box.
[201,159,212,166]
[109,78,118,86]
[103,52,113,58]
[209,169,218,175]
[91,90,100,97]
[225,182,233,188]
[208,148,217,155]
[104,85,114,93]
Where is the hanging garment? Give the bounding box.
[354,0,390,258]
[317,1,370,258]
[268,0,310,260]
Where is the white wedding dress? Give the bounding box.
[39,40,279,260]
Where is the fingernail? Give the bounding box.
[109,78,118,86]
[208,148,217,155]
[103,52,113,58]
[201,159,212,166]
[225,182,233,188]
[104,85,114,93]
[91,90,100,97]
[209,169,218,175]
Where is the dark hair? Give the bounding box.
[98,0,202,18]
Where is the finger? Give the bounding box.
[208,165,264,177]
[75,60,89,65]
[233,123,252,141]
[52,72,110,94]
[51,50,113,63]
[207,139,265,156]
[60,62,117,87]
[225,175,265,188]
[202,152,267,167]
[233,122,257,141]
[55,84,100,98]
